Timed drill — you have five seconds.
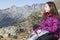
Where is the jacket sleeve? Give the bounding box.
[34,20,47,32]
[41,17,59,32]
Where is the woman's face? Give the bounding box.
[44,4,50,12]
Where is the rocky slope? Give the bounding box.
[0,11,43,40]
[0,3,44,40]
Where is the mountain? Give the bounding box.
[0,3,44,27]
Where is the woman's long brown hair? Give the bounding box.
[42,1,60,20]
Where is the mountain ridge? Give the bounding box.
[0,3,44,27]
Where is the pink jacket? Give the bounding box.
[34,12,60,38]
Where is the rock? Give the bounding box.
[3,34,8,38]
[0,26,18,38]
[16,27,25,33]
[8,33,17,39]
[4,26,17,36]
[0,29,5,36]
[0,35,3,38]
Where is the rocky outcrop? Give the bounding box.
[0,26,17,38]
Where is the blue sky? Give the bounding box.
[0,0,51,9]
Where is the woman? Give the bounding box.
[27,1,60,40]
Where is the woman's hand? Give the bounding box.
[31,31,36,34]
[37,30,41,34]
